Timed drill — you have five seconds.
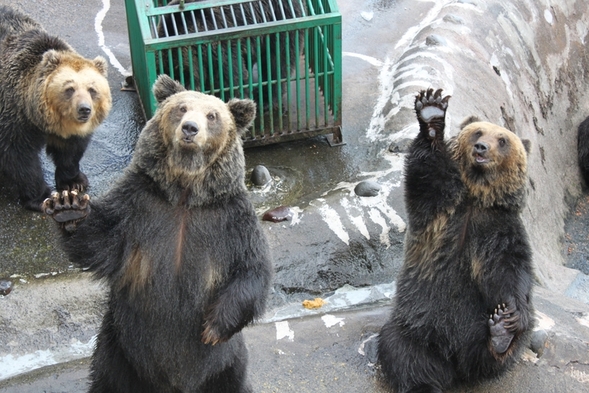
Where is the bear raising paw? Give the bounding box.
[378,88,534,393]
[45,75,272,393]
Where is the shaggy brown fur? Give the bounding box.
[44,75,271,393]
[0,5,111,211]
[378,89,534,393]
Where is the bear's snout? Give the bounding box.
[473,142,490,164]
[181,121,199,142]
[77,103,92,122]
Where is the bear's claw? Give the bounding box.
[43,190,90,232]
[488,303,516,354]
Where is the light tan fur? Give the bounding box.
[42,53,111,138]
[452,121,528,208]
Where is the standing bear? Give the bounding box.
[377,89,534,393]
[0,5,112,211]
[43,75,273,393]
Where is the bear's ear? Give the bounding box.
[460,115,481,129]
[227,98,256,132]
[521,139,531,155]
[41,50,61,72]
[92,56,108,77]
[153,74,186,104]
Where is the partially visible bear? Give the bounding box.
[377,89,534,393]
[158,0,304,109]
[43,75,273,393]
[0,5,111,211]
[577,115,589,186]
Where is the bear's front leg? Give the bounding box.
[415,88,451,146]
[43,190,91,232]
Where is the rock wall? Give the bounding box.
[370,0,589,291]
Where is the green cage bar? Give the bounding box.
[124,0,342,147]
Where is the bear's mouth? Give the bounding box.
[77,114,91,123]
[473,152,490,164]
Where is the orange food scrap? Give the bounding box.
[302,298,326,310]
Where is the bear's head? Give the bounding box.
[452,117,531,208]
[132,75,256,204]
[40,50,112,138]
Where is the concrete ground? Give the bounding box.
[1,0,589,392]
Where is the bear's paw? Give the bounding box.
[415,88,451,140]
[488,303,517,354]
[43,190,90,232]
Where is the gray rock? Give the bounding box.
[250,165,272,186]
[354,180,382,197]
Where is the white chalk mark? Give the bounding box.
[576,313,589,329]
[275,321,294,341]
[341,198,370,240]
[358,333,378,357]
[315,200,350,245]
[534,311,555,331]
[95,0,130,76]
[342,52,383,67]
[322,314,345,328]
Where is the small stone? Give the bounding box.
[251,165,272,186]
[388,137,412,153]
[354,180,382,197]
[530,329,548,357]
[425,34,447,46]
[0,279,13,296]
[262,206,293,222]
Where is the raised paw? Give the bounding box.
[43,190,90,232]
[488,303,515,354]
[415,88,451,140]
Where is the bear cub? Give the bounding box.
[44,75,273,393]
[0,5,111,211]
[377,89,534,393]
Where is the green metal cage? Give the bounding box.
[124,0,343,147]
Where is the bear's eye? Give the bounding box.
[475,130,483,138]
[88,87,97,99]
[179,105,187,113]
[498,137,506,147]
[64,87,75,98]
[207,112,216,121]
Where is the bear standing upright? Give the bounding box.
[43,75,273,393]
[0,5,112,211]
[377,89,534,393]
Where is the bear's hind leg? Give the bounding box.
[488,303,516,354]
[199,352,251,393]
[378,320,454,393]
[89,311,157,393]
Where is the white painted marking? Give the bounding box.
[322,314,345,328]
[358,333,378,356]
[576,313,589,329]
[0,336,96,381]
[342,52,383,67]
[95,0,130,76]
[340,198,370,240]
[275,321,294,341]
[544,8,553,25]
[534,311,555,331]
[315,200,350,245]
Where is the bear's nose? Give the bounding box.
[182,121,199,137]
[77,104,92,117]
[474,142,488,153]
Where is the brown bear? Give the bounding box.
[377,89,534,393]
[43,74,273,393]
[0,5,112,211]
